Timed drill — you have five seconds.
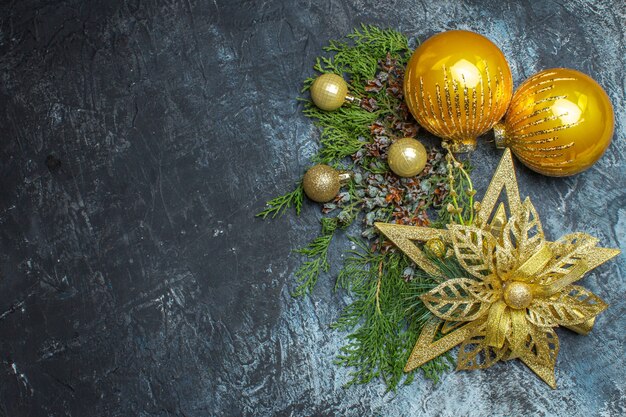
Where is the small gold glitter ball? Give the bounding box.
[387,138,428,177]
[302,164,340,203]
[425,238,446,258]
[503,281,533,309]
[310,73,348,111]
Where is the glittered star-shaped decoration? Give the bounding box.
[375,149,620,388]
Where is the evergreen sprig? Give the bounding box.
[332,240,457,391]
[300,24,412,166]
[292,217,338,296]
[256,183,304,219]
[257,25,474,391]
[303,24,410,91]
[434,159,474,228]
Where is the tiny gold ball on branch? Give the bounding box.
[503,281,533,309]
[425,238,446,258]
[310,73,349,111]
[302,164,340,203]
[387,138,428,177]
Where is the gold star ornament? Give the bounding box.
[375,149,620,388]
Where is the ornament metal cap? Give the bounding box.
[337,171,353,183]
[446,139,477,153]
[493,122,508,149]
[442,139,477,153]
[344,94,362,106]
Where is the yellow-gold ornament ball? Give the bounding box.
[403,30,513,152]
[494,68,614,176]
[425,238,446,258]
[310,73,349,111]
[387,138,428,177]
[503,281,533,309]
[302,164,352,203]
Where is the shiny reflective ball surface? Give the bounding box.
[425,238,446,258]
[387,138,428,177]
[404,30,513,152]
[495,68,614,176]
[309,73,348,111]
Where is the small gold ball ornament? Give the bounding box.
[310,73,359,111]
[425,238,446,258]
[387,138,428,177]
[503,281,533,309]
[302,164,352,203]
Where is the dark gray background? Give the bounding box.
[0,0,624,416]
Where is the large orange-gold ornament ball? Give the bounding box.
[494,68,614,176]
[403,30,513,152]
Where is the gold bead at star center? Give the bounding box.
[503,281,533,309]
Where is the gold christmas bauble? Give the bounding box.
[387,138,428,177]
[404,30,513,152]
[302,164,340,203]
[310,73,349,111]
[503,281,533,309]
[425,238,446,258]
[494,68,614,176]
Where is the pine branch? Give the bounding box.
[292,218,338,296]
[262,25,416,221]
[300,26,412,166]
[256,183,304,219]
[434,159,474,227]
[332,242,455,391]
[257,25,475,391]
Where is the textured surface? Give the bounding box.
[0,0,624,416]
